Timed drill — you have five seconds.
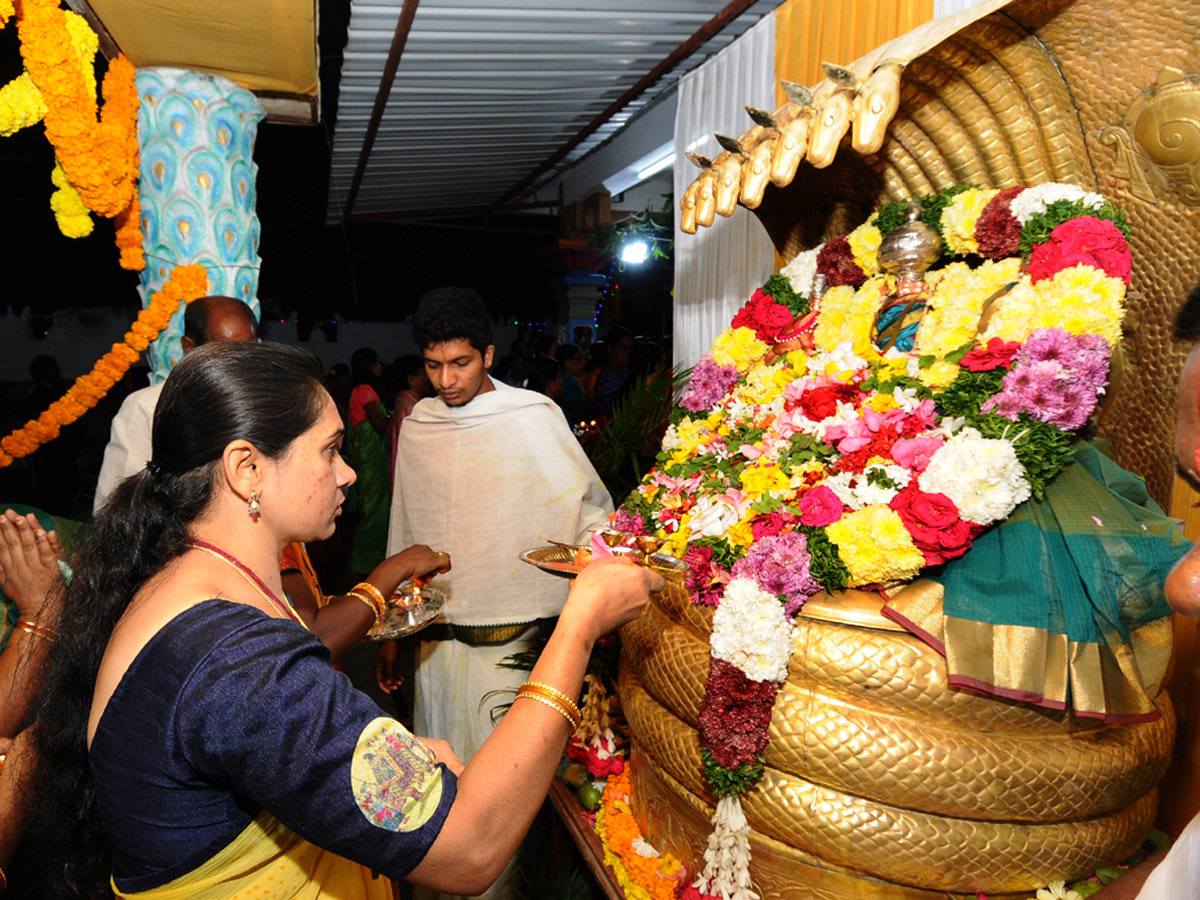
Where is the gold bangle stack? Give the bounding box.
[515,681,582,732]
[347,582,387,622]
[15,619,55,642]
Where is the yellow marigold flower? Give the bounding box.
[741,464,789,495]
[979,266,1125,347]
[847,222,883,274]
[0,0,14,26]
[0,73,47,137]
[868,393,898,412]
[941,188,999,255]
[826,505,925,586]
[917,359,961,390]
[784,348,809,375]
[662,527,690,559]
[49,162,93,238]
[711,326,768,373]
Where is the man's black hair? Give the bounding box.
[1175,283,1200,342]
[412,287,493,354]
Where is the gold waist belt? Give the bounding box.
[422,621,539,646]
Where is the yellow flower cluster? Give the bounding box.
[0,0,13,25]
[978,265,1125,347]
[914,257,1022,357]
[814,277,891,361]
[740,464,789,496]
[826,505,925,586]
[940,188,999,255]
[711,326,769,373]
[50,161,93,237]
[734,358,792,405]
[847,221,883,273]
[0,73,46,136]
[0,266,208,467]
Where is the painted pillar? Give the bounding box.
[133,67,266,382]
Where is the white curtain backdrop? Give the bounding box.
[933,0,992,17]
[672,13,777,370]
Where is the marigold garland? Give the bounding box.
[12,0,144,268]
[0,265,208,467]
[595,770,693,900]
[49,161,93,237]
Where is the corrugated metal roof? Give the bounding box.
[326,0,783,223]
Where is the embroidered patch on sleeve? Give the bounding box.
[351,717,445,832]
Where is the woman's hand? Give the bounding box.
[368,545,450,596]
[418,736,464,776]
[559,556,662,644]
[0,510,64,622]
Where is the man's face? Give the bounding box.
[423,338,495,407]
[1176,343,1200,492]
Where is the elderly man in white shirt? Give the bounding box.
[93,296,257,512]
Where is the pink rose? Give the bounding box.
[799,485,843,527]
[1027,217,1132,286]
[890,436,943,472]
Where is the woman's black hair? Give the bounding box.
[30,341,326,896]
[350,346,380,387]
[521,355,560,395]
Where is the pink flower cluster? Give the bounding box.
[982,328,1110,430]
[680,354,741,411]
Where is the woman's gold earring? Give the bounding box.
[248,490,262,522]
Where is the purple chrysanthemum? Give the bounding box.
[730,531,820,614]
[680,354,740,412]
[982,328,1110,430]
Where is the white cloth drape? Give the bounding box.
[672,13,777,371]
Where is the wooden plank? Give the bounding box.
[548,778,624,900]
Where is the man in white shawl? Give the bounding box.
[387,287,612,769]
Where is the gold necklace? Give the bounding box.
[187,540,309,630]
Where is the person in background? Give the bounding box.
[521,356,562,403]
[0,508,64,889]
[388,354,429,495]
[325,362,352,426]
[553,342,586,424]
[93,296,258,513]
[530,332,559,361]
[345,347,390,578]
[593,325,633,420]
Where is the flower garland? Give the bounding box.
[6,0,144,268]
[614,183,1130,898]
[0,265,208,467]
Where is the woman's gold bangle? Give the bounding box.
[346,589,383,622]
[15,619,55,642]
[352,582,388,615]
[521,681,580,722]
[515,691,579,732]
[0,861,7,892]
[516,682,581,731]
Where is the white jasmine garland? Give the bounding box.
[780,244,821,296]
[918,427,1031,524]
[695,795,760,900]
[1009,182,1105,225]
[711,577,794,683]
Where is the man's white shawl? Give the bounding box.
[387,378,612,625]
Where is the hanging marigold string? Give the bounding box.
[0,265,208,467]
[7,0,144,269]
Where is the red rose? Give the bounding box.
[960,337,1022,372]
[732,289,797,343]
[750,511,799,540]
[794,382,861,420]
[890,487,975,565]
[1027,216,1132,286]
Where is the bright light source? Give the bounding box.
[621,240,649,264]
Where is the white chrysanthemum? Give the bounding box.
[823,465,910,510]
[690,495,741,539]
[780,245,821,296]
[661,423,681,453]
[1009,182,1105,224]
[918,428,1031,524]
[711,577,794,683]
[695,795,760,900]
